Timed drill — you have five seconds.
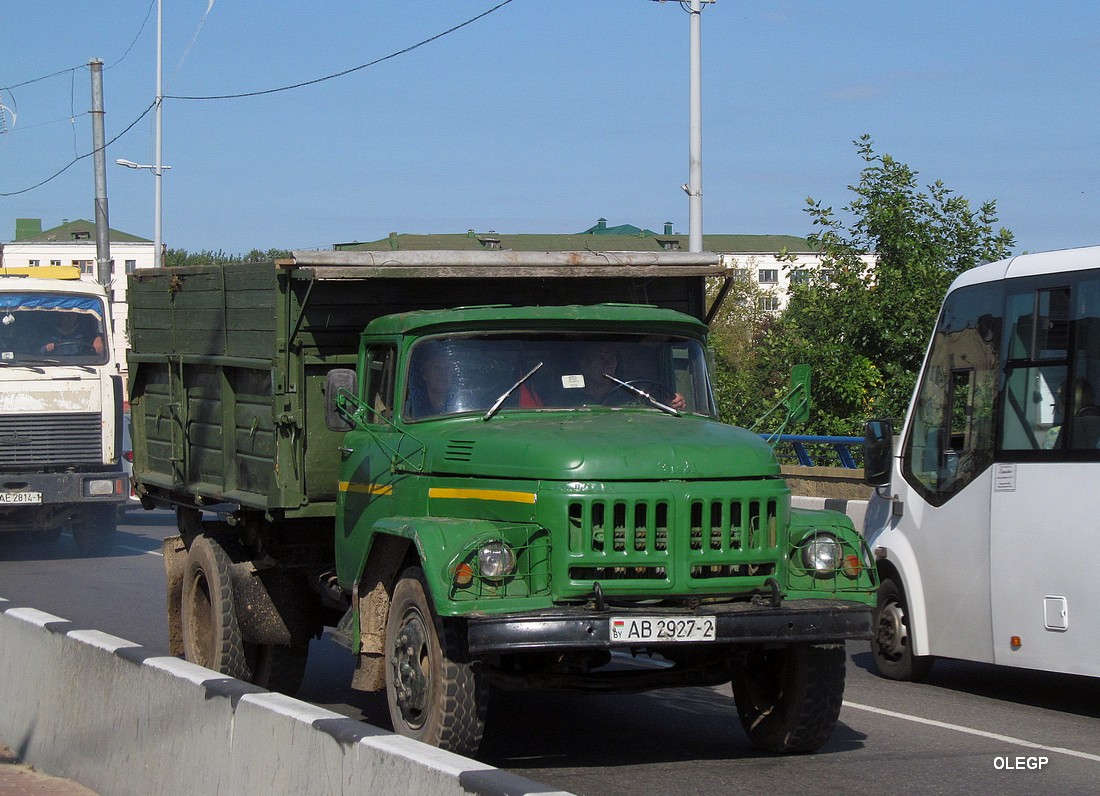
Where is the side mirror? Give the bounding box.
[864,418,894,487]
[325,368,358,432]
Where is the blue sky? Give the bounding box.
[2,1,1098,255]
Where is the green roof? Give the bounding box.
[21,219,151,244]
[336,228,811,254]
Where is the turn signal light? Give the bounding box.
[454,562,474,587]
[841,554,862,578]
[1011,636,1022,649]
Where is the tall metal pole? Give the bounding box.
[90,59,112,288]
[154,0,164,268]
[687,0,704,253]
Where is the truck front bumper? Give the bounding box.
[465,598,872,655]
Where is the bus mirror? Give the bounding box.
[864,419,893,487]
[786,365,811,425]
[325,368,358,432]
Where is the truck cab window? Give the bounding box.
[365,347,396,422]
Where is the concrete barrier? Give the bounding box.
[791,495,869,532]
[0,597,570,796]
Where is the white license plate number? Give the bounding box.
[609,616,717,643]
[0,491,43,504]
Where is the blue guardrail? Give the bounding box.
[763,435,863,469]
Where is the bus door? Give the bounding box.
[991,281,1100,675]
[898,285,1001,663]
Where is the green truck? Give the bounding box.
[128,250,875,756]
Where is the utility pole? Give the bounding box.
[686,0,706,253]
[154,0,164,268]
[90,59,112,289]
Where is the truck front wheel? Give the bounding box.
[871,577,933,681]
[181,535,251,680]
[384,566,485,755]
[731,642,846,754]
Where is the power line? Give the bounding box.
[165,0,518,101]
[0,101,156,197]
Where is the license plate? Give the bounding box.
[610,615,717,643]
[0,491,43,504]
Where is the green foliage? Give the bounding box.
[162,248,291,267]
[761,135,1015,435]
[706,268,778,428]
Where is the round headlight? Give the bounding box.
[478,541,516,581]
[801,533,841,577]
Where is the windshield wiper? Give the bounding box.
[603,374,682,416]
[483,362,543,421]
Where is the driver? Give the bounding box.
[573,342,686,410]
[40,313,104,356]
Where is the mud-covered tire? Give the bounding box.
[731,642,847,754]
[181,535,250,679]
[385,566,485,755]
[871,577,934,681]
[246,642,310,696]
[71,505,117,556]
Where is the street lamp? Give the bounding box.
[115,159,171,268]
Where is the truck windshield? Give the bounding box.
[403,332,714,420]
[0,293,108,366]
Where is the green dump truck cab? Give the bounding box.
[128,251,874,757]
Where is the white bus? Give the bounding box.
[863,245,1100,680]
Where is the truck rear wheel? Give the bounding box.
[181,535,251,680]
[731,642,846,754]
[384,566,485,755]
[71,505,117,556]
[871,577,934,681]
[246,642,310,695]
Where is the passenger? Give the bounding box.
[40,313,104,356]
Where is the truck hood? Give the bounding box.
[418,413,780,481]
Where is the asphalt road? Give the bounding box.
[2,510,1098,796]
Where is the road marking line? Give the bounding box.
[114,544,163,557]
[844,700,1100,763]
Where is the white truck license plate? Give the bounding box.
[0,491,43,504]
[610,616,717,643]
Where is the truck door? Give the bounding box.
[336,345,401,584]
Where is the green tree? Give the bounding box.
[706,264,780,427]
[162,247,291,267]
[763,135,1015,434]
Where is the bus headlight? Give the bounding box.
[478,541,516,581]
[801,533,841,577]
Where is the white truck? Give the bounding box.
[0,271,128,554]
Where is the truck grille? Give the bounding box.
[0,414,102,468]
[563,490,784,588]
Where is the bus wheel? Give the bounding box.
[731,642,846,754]
[385,566,485,755]
[872,577,933,681]
[181,535,250,680]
